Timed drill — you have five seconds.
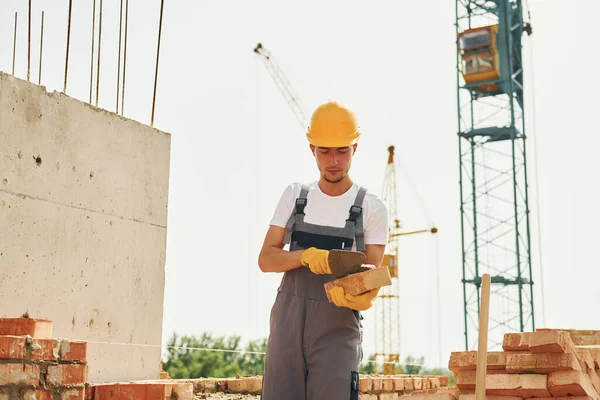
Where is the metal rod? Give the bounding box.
[151,0,166,127]
[116,0,124,113]
[27,0,31,81]
[90,0,96,104]
[12,12,17,76]
[38,11,44,85]
[121,0,129,115]
[95,0,103,107]
[64,0,73,93]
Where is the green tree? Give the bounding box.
[403,355,424,375]
[162,333,266,378]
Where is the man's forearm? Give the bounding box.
[258,247,304,273]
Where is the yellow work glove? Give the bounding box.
[329,286,379,311]
[300,247,332,275]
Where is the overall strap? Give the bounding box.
[283,184,311,245]
[344,186,368,252]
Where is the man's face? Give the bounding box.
[311,144,357,184]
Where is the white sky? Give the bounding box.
[2,0,599,369]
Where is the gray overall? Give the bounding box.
[262,184,368,400]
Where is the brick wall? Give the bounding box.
[0,318,88,400]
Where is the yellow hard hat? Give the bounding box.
[306,102,361,147]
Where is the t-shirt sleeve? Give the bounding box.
[364,196,389,245]
[269,184,297,228]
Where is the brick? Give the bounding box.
[413,377,423,390]
[0,335,26,359]
[0,318,53,339]
[59,340,88,363]
[407,389,458,400]
[449,351,509,375]
[46,364,88,386]
[459,395,522,400]
[392,376,405,391]
[588,368,600,393]
[93,383,172,399]
[22,390,52,400]
[0,393,8,400]
[360,376,373,393]
[379,394,399,400]
[502,332,533,351]
[372,377,384,392]
[530,330,572,353]
[404,377,415,391]
[506,352,581,373]
[576,348,597,370]
[438,376,449,387]
[0,363,40,385]
[381,376,394,392]
[548,370,598,398]
[531,398,595,400]
[578,346,600,369]
[60,388,84,400]
[359,395,378,400]
[324,267,392,302]
[457,371,550,397]
[30,339,60,361]
[226,377,261,394]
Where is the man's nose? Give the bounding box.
[328,152,339,165]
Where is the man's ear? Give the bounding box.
[352,143,358,154]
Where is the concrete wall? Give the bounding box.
[0,72,171,383]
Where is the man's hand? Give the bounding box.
[300,247,332,275]
[329,286,379,311]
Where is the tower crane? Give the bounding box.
[455,0,535,349]
[253,43,437,374]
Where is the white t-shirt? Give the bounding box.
[270,182,389,248]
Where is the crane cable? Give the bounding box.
[523,1,547,328]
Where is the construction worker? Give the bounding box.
[258,101,389,399]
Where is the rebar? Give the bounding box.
[38,11,44,84]
[151,0,166,127]
[64,0,73,92]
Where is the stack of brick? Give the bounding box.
[0,318,88,400]
[400,329,600,400]
[357,375,450,400]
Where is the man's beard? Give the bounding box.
[323,173,346,184]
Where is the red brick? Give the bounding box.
[0,363,40,385]
[324,267,392,301]
[359,376,373,393]
[449,351,509,375]
[60,388,84,400]
[0,319,53,339]
[548,370,597,398]
[506,352,581,374]
[0,335,26,359]
[379,394,399,400]
[457,371,550,397]
[226,377,261,394]
[46,364,88,386]
[59,340,88,363]
[530,330,572,353]
[358,395,377,400]
[438,375,449,387]
[93,383,172,399]
[22,389,52,400]
[30,339,60,361]
[0,392,8,400]
[171,383,193,399]
[502,332,533,351]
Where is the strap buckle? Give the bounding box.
[347,205,362,222]
[295,198,307,215]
